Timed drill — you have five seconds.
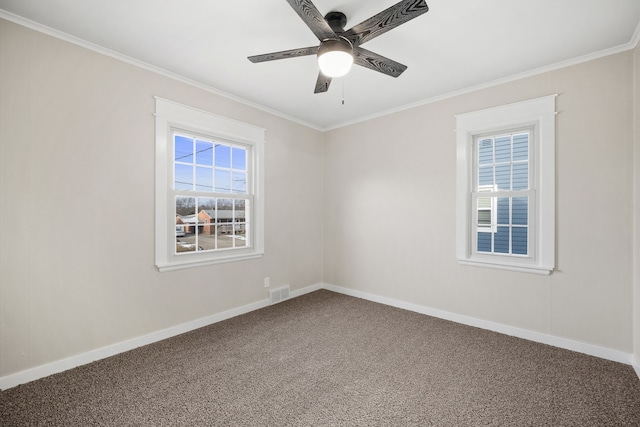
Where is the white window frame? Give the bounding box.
[155,98,265,272]
[455,95,556,275]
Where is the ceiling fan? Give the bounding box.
[248,0,430,94]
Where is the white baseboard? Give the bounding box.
[322,283,637,369]
[290,282,323,298]
[0,283,323,391]
[2,282,637,390]
[633,355,640,380]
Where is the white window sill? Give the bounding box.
[157,251,264,272]
[458,259,553,275]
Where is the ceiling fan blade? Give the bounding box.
[248,46,318,63]
[286,0,337,41]
[353,47,407,78]
[344,0,429,46]
[314,72,332,93]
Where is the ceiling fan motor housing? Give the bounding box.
[325,11,347,33]
[318,11,353,63]
[317,38,352,57]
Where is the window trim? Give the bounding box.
[155,97,265,272]
[455,95,556,275]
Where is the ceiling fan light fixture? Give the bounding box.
[317,39,353,78]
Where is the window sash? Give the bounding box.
[470,191,535,257]
[174,195,251,254]
[172,131,252,195]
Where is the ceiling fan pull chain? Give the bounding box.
[342,78,345,106]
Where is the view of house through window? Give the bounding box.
[473,131,531,257]
[173,133,251,254]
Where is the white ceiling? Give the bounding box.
[1,0,639,130]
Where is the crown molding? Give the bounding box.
[325,35,640,131]
[1,8,638,133]
[0,10,323,132]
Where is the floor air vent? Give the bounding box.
[269,285,290,305]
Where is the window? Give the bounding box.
[455,95,556,274]
[173,134,250,252]
[474,130,531,255]
[155,98,265,272]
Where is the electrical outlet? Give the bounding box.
[264,277,270,288]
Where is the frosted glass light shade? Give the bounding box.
[317,39,354,78]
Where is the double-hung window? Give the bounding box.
[155,98,265,272]
[474,130,531,255]
[456,95,556,274]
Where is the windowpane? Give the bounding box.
[232,147,247,170]
[215,144,231,168]
[497,197,509,225]
[513,133,529,161]
[217,198,233,211]
[234,199,247,248]
[495,136,511,163]
[234,230,247,247]
[478,139,493,165]
[216,226,232,249]
[234,198,245,211]
[477,197,492,229]
[512,197,528,225]
[216,198,234,249]
[478,209,492,226]
[512,227,528,255]
[494,226,510,253]
[196,167,213,192]
[175,196,196,254]
[196,140,213,166]
[198,198,216,215]
[232,171,247,194]
[495,164,511,190]
[215,169,231,193]
[176,239,196,253]
[175,224,185,240]
[477,196,492,210]
[176,196,195,216]
[477,232,492,253]
[512,163,528,190]
[196,197,216,251]
[478,166,493,187]
[174,135,193,163]
[174,164,193,190]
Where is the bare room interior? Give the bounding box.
[1,0,640,425]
